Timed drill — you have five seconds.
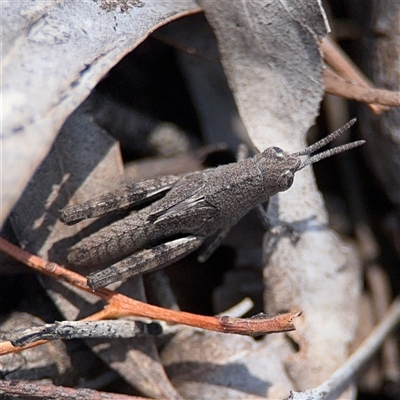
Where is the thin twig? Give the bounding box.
[0,237,300,355]
[320,36,387,114]
[216,297,254,317]
[0,379,150,400]
[322,37,374,88]
[287,296,400,400]
[324,68,400,108]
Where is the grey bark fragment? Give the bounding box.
[0,312,71,382]
[5,320,162,347]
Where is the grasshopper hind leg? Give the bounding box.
[67,211,149,268]
[87,235,205,290]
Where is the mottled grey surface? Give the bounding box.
[5,320,161,346]
[65,122,362,288]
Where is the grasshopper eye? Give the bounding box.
[272,147,285,159]
[277,170,294,192]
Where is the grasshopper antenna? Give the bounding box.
[293,119,365,171]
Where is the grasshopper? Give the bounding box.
[59,119,364,290]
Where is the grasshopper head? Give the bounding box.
[254,147,301,196]
[255,119,365,196]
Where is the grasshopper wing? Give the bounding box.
[60,175,179,225]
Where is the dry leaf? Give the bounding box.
[162,330,294,399]
[1,0,200,227]
[159,0,361,396]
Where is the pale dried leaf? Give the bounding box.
[162,330,294,399]
[161,0,361,395]
[203,0,361,392]
[1,0,200,227]
[198,0,328,152]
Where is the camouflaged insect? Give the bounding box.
[59,119,364,290]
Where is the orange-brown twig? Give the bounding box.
[322,37,375,89]
[321,36,400,113]
[0,237,300,355]
[324,68,400,108]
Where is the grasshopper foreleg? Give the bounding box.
[197,227,231,263]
